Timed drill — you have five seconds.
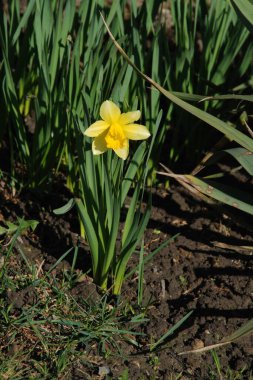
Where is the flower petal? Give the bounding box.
[114,139,129,160]
[119,110,141,125]
[100,100,121,123]
[122,124,151,140]
[84,120,110,137]
[92,134,108,155]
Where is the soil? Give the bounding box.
[1,175,253,379]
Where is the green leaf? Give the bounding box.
[150,310,193,351]
[205,147,253,175]
[184,175,253,215]
[17,218,39,232]
[230,0,253,34]
[0,218,39,236]
[0,226,7,235]
[75,198,99,276]
[101,197,120,283]
[113,194,152,295]
[137,239,145,306]
[121,142,146,205]
[172,92,253,103]
[125,234,179,280]
[53,198,75,215]
[222,318,253,343]
[12,0,36,44]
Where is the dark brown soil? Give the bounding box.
[1,177,253,379]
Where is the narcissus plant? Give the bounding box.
[55,99,161,295]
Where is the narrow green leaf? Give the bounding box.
[205,147,253,176]
[198,94,253,103]
[75,198,99,275]
[125,234,179,280]
[222,318,253,342]
[150,310,193,351]
[230,0,253,34]
[53,198,75,215]
[137,239,145,306]
[47,247,73,274]
[122,184,140,246]
[121,142,146,205]
[114,194,152,295]
[185,175,253,215]
[34,4,43,66]
[12,0,36,44]
[102,197,120,280]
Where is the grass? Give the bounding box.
[0,222,185,378]
[0,229,150,379]
[0,223,190,379]
[208,350,251,380]
[1,222,250,379]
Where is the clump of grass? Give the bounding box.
[0,231,146,379]
[208,350,250,380]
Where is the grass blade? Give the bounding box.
[150,310,193,351]
[180,318,253,355]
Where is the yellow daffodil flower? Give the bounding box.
[84,100,151,160]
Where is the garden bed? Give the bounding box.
[1,177,252,379]
[1,0,253,378]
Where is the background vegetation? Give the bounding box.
[1,0,253,378]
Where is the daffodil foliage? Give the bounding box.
[71,102,162,295]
